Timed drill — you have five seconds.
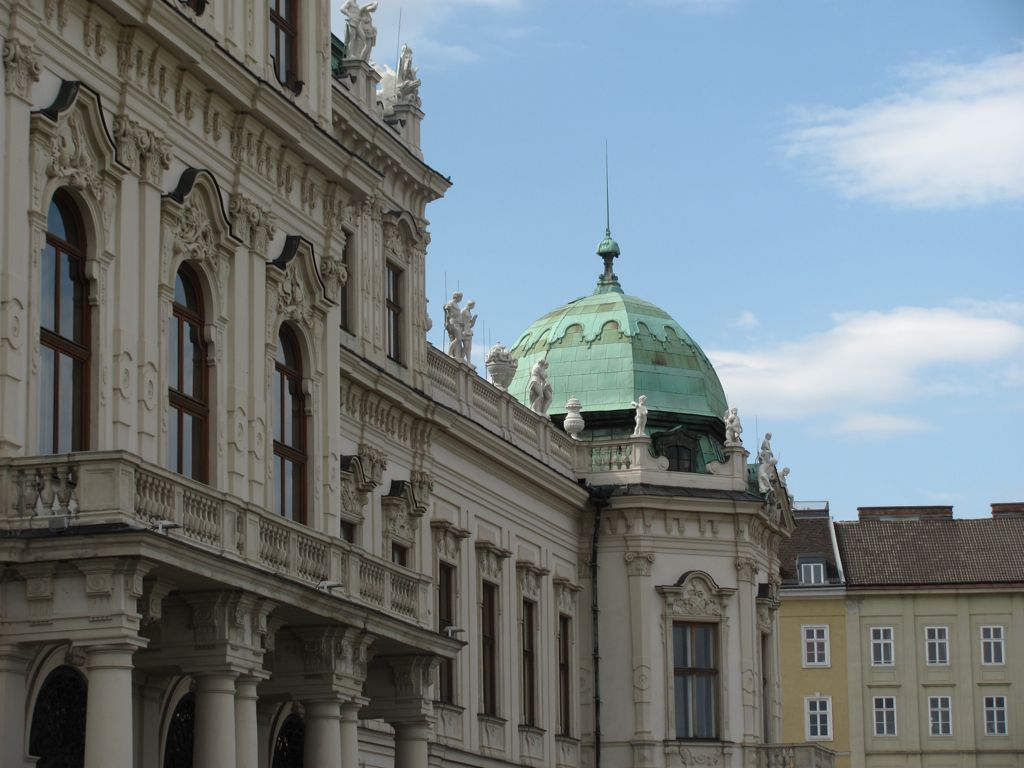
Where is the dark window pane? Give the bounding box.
[283,458,294,520]
[182,413,194,478]
[168,318,180,390]
[174,273,187,305]
[47,200,66,241]
[57,354,74,453]
[168,411,180,472]
[288,377,302,446]
[41,245,56,331]
[273,455,283,517]
[38,347,55,453]
[273,372,282,442]
[59,251,76,339]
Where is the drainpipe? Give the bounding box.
[589,488,611,768]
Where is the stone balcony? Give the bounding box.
[756,743,836,768]
[0,452,432,627]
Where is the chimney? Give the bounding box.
[858,506,953,522]
[991,502,1024,519]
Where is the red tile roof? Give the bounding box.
[834,517,1024,587]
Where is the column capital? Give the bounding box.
[264,625,373,699]
[362,654,438,725]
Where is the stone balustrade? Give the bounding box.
[756,743,836,768]
[424,345,578,477]
[0,452,432,627]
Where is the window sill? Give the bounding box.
[518,724,545,736]
[477,713,507,726]
[434,701,465,714]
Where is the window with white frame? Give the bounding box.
[799,561,825,585]
[981,626,1004,665]
[802,625,830,667]
[925,626,949,665]
[928,696,951,736]
[984,695,1007,735]
[805,697,832,740]
[873,696,897,736]
[871,627,894,666]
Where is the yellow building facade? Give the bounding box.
[779,508,850,768]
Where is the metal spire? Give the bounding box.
[596,141,621,291]
[605,140,611,238]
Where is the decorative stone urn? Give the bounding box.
[563,397,585,440]
[485,343,518,391]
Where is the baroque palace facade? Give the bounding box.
[0,1,828,767]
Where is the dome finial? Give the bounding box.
[596,141,621,293]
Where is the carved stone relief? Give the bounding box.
[3,38,42,99]
[624,551,656,577]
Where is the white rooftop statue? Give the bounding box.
[342,0,378,62]
[528,359,553,416]
[631,394,648,438]
[724,407,743,446]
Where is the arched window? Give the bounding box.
[273,326,306,522]
[163,691,195,768]
[271,713,304,768]
[39,190,89,454]
[29,665,87,768]
[168,265,208,482]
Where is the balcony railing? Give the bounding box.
[756,743,835,768]
[0,452,432,627]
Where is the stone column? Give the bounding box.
[393,720,432,768]
[0,645,33,767]
[235,675,261,768]
[193,672,238,768]
[340,699,365,768]
[303,699,343,768]
[84,644,139,768]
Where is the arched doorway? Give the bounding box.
[271,712,304,768]
[163,691,195,768]
[29,665,87,768]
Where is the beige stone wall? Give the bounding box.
[845,590,1024,768]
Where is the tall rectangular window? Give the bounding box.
[984,695,1007,735]
[981,626,1004,665]
[806,697,832,740]
[386,264,402,362]
[558,614,572,737]
[925,626,949,665]
[268,0,299,91]
[871,627,894,666]
[437,562,456,704]
[673,622,718,739]
[521,599,537,726]
[802,625,830,667]
[928,696,951,736]
[481,582,498,716]
[873,696,897,736]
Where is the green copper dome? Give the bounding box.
[507,283,728,420]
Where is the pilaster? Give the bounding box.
[0,644,34,767]
[624,550,657,767]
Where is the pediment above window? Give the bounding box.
[657,571,735,619]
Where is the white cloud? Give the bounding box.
[785,49,1024,207]
[833,412,933,436]
[707,303,1024,422]
[732,310,759,328]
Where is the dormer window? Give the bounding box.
[798,558,826,586]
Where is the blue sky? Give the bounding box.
[333,1,1024,519]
